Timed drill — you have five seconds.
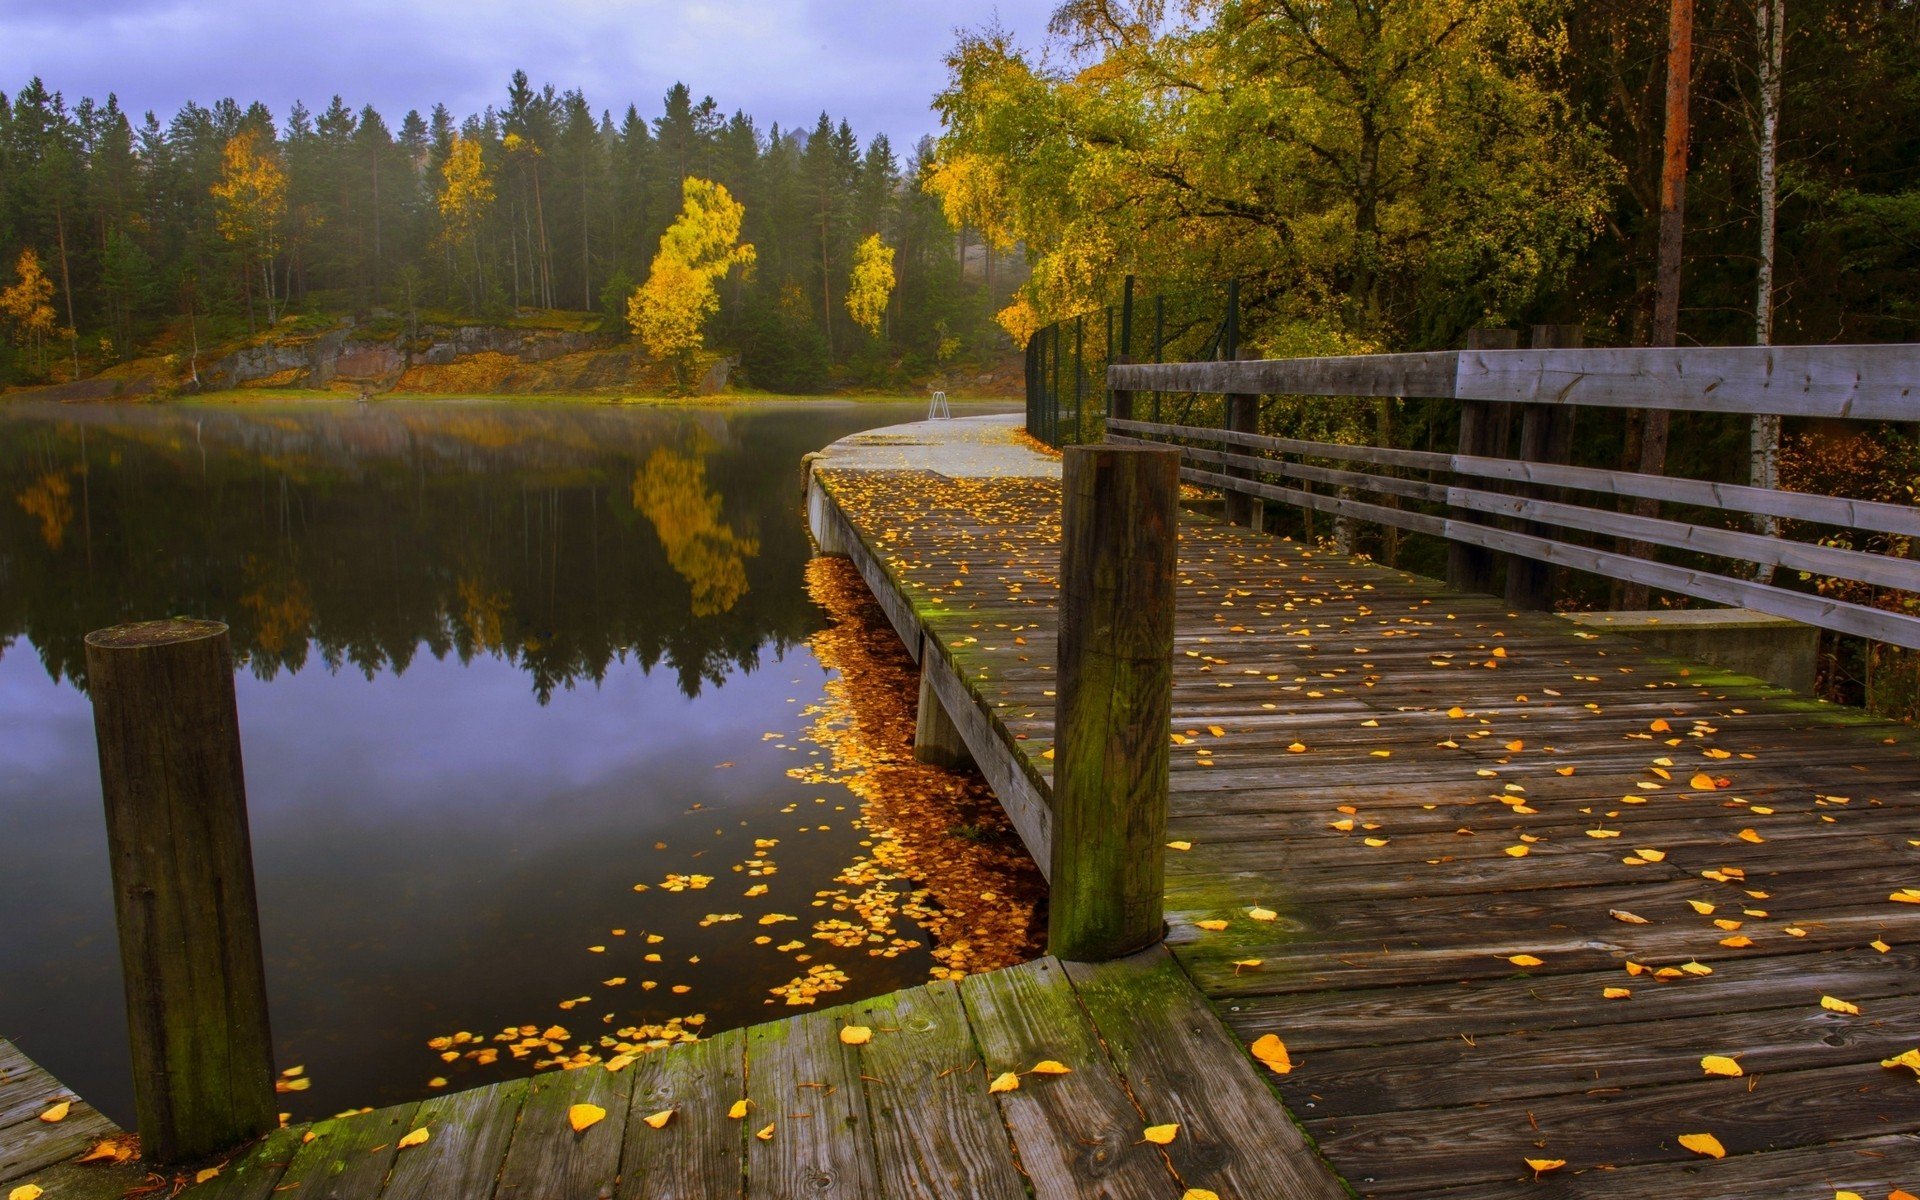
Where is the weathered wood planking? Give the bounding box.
[810,449,1920,1200]
[1111,342,1920,419]
[0,1038,120,1187]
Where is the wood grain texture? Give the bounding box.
[1064,947,1348,1200]
[743,1007,878,1199]
[617,1028,746,1200]
[493,1061,634,1200]
[848,982,1027,1200]
[957,958,1175,1199]
[274,1101,422,1200]
[378,1077,527,1200]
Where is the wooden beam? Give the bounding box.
[84,619,275,1165]
[1049,445,1180,961]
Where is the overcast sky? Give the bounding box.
[0,0,1058,147]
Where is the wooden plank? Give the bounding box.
[0,1158,152,1200]
[922,639,1053,874]
[378,1078,528,1200]
[1111,352,1462,401]
[847,982,1027,1200]
[0,1103,118,1185]
[493,1063,634,1200]
[274,1101,422,1200]
[617,1028,746,1200]
[177,1124,306,1200]
[1064,947,1347,1200]
[1462,1133,1920,1200]
[956,957,1175,1199]
[743,1007,878,1199]
[1458,343,1920,420]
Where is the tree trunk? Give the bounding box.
[1749,0,1785,583]
[1621,0,1693,610]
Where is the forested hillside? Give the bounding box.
[0,73,1023,393]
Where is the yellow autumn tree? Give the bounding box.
[0,249,58,373]
[439,136,496,312]
[628,178,755,390]
[210,130,288,330]
[845,234,896,337]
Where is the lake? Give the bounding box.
[0,397,1042,1126]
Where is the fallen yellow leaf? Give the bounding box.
[728,1099,751,1119]
[397,1127,430,1149]
[642,1109,674,1130]
[1504,845,1529,857]
[568,1103,607,1133]
[1602,987,1631,999]
[9,1186,44,1200]
[1820,995,1862,1016]
[1029,1060,1072,1075]
[1678,1132,1725,1159]
[194,1167,221,1185]
[1143,1123,1179,1145]
[1525,1157,1566,1175]
[1166,840,1193,851]
[1892,888,1920,904]
[1689,772,1720,790]
[1250,1034,1292,1075]
[1700,1055,1743,1077]
[1194,919,1229,931]
[1182,1190,1221,1200]
[1247,906,1278,922]
[839,1026,873,1046]
[1507,954,1544,967]
[988,1071,1020,1094]
[37,1102,68,1124]
[755,1122,775,1141]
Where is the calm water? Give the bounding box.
[0,396,1007,1125]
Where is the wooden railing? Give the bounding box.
[1105,343,1920,649]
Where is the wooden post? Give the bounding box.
[1506,324,1585,610]
[1111,275,1136,422]
[85,619,275,1165]
[1049,445,1179,962]
[1446,328,1518,595]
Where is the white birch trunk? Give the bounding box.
[1749,0,1785,582]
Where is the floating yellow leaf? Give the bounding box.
[1678,1132,1725,1159]
[1143,1123,1179,1145]
[194,1167,222,1185]
[1507,954,1544,967]
[397,1127,430,1149]
[568,1103,607,1133]
[36,1102,68,1123]
[755,1122,775,1141]
[1700,1055,1743,1077]
[728,1099,751,1119]
[839,1026,873,1045]
[1525,1158,1566,1176]
[1250,1034,1292,1075]
[1029,1060,1072,1075]
[988,1071,1020,1094]
[642,1109,674,1130]
[1820,995,1862,1016]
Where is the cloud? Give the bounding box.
[0,0,1057,146]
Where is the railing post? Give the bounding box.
[1073,313,1086,445]
[1112,276,1136,422]
[1151,294,1164,424]
[1049,445,1180,962]
[1446,327,1518,595]
[1505,324,1585,610]
[85,619,276,1165]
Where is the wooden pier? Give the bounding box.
[9,408,1918,1198]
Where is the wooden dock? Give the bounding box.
[806,415,1920,1198]
[2,950,1341,1199]
[10,411,1917,1198]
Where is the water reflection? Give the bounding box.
[0,397,1020,1126]
[0,401,823,699]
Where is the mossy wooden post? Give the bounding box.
[1049,445,1179,961]
[85,618,275,1164]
